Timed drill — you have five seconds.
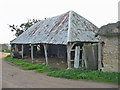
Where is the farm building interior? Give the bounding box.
[11,42,100,70]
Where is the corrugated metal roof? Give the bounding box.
[11,10,99,45]
[69,11,99,42]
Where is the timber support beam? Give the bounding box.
[10,44,13,57]
[31,44,34,63]
[43,44,49,65]
[22,44,24,59]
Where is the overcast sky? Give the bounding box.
[0,0,119,44]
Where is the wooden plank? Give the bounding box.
[70,59,82,61]
[43,44,48,65]
[98,42,102,70]
[22,45,24,59]
[31,45,34,63]
[74,46,80,68]
[71,49,75,51]
[70,59,74,61]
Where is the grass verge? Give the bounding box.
[0,50,10,53]
[4,55,60,73]
[47,68,119,84]
[4,55,119,84]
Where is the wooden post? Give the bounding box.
[31,44,34,63]
[74,46,80,68]
[43,44,48,65]
[57,46,60,58]
[22,45,24,59]
[98,42,102,70]
[92,45,96,64]
[15,44,17,51]
[67,45,71,69]
[82,47,84,68]
[83,43,88,69]
[10,44,13,57]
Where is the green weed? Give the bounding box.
[47,68,119,84]
[4,55,60,73]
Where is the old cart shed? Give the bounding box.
[10,11,102,70]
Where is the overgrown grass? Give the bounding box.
[47,68,119,84]
[5,55,60,73]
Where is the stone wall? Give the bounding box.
[101,36,119,72]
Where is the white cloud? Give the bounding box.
[0,0,119,44]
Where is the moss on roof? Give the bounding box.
[98,21,120,36]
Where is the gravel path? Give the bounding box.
[1,52,118,88]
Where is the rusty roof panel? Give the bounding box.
[11,12,69,44]
[11,11,99,44]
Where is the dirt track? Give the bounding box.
[1,52,118,88]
